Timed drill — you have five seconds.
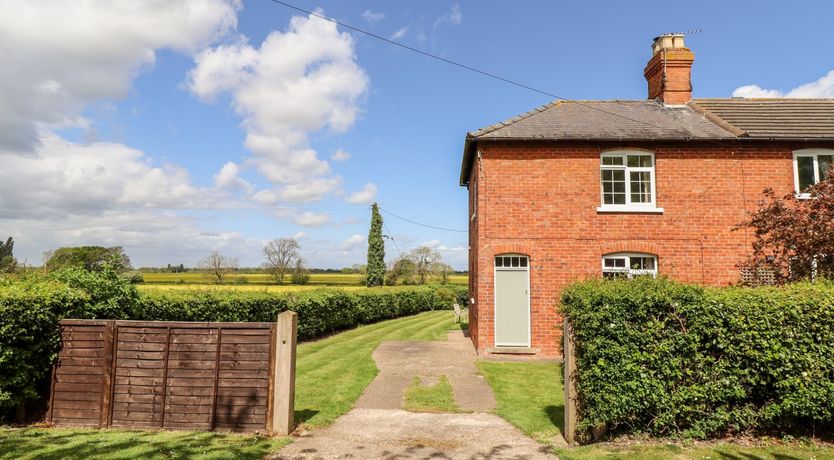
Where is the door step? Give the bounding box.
[486,347,540,355]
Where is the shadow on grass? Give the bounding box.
[544,404,565,436]
[294,409,319,424]
[710,450,803,460]
[0,427,288,460]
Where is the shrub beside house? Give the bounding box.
[561,277,834,440]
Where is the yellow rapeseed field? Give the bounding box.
[137,272,467,292]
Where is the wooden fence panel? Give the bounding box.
[48,321,110,427]
[48,316,293,435]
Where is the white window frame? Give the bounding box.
[598,151,663,213]
[602,253,658,279]
[793,149,834,199]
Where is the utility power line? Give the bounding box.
[264,1,741,237]
[379,207,467,233]
[381,220,401,255]
[263,0,703,137]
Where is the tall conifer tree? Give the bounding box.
[366,203,385,287]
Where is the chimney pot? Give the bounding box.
[644,33,694,105]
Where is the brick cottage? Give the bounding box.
[460,34,834,358]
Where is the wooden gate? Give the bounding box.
[47,312,297,435]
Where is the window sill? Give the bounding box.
[597,206,664,214]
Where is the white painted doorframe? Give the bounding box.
[493,254,531,347]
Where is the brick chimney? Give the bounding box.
[643,34,694,105]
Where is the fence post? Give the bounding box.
[563,318,577,446]
[100,320,116,428]
[271,311,298,436]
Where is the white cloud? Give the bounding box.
[0,133,225,219]
[435,4,462,28]
[213,161,253,193]
[252,177,343,205]
[422,239,442,249]
[331,149,351,162]
[187,10,369,202]
[293,231,307,240]
[0,0,240,151]
[362,10,385,23]
[0,1,247,266]
[391,27,408,40]
[272,208,334,228]
[5,209,267,268]
[346,183,378,204]
[732,70,834,98]
[341,234,365,251]
[293,211,333,227]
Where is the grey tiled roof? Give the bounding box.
[460,98,834,185]
[690,98,834,139]
[471,100,737,140]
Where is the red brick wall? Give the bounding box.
[468,141,833,358]
[467,156,479,347]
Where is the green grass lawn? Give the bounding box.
[294,310,459,427]
[477,360,834,459]
[0,427,289,460]
[476,361,564,445]
[403,375,460,413]
[0,310,459,459]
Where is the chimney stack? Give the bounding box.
[644,33,694,105]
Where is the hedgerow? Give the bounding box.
[0,281,90,409]
[137,285,467,340]
[561,277,834,440]
[0,271,466,413]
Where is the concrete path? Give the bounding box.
[273,408,556,459]
[355,330,495,412]
[273,329,558,460]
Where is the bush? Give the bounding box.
[561,277,834,440]
[48,265,139,319]
[0,281,89,409]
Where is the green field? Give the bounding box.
[139,272,467,287]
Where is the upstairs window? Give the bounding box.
[602,253,657,279]
[599,151,659,211]
[794,149,834,197]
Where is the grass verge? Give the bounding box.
[294,310,457,428]
[477,360,834,459]
[0,427,289,460]
[559,441,834,459]
[476,361,563,445]
[403,375,459,413]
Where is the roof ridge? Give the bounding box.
[694,97,834,102]
[469,99,683,137]
[469,100,561,137]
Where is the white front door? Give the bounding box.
[494,254,530,347]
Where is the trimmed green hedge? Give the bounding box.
[0,277,466,413]
[561,277,834,439]
[0,282,90,408]
[137,285,467,340]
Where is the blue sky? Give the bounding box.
[1,1,832,269]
